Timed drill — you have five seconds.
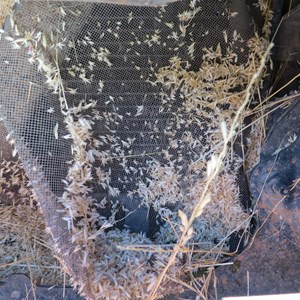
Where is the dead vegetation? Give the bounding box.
[0,159,65,286]
[0,0,14,28]
[0,1,278,299]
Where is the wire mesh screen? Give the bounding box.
[0,0,267,299]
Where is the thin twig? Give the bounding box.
[253,72,300,110]
[148,42,274,300]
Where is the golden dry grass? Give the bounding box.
[0,204,65,286]
[0,159,66,286]
[1,1,275,299]
[0,0,14,27]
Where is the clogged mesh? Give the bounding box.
[0,1,268,299]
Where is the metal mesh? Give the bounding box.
[58,0,254,223]
[0,1,262,298]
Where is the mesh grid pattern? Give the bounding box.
[58,0,253,206]
[0,1,260,298]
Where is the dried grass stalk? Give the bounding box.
[0,0,14,27]
[1,1,274,299]
[0,159,65,286]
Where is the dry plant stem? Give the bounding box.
[291,177,300,190]
[192,67,297,173]
[192,262,233,269]
[240,92,300,137]
[253,72,300,110]
[250,92,300,114]
[117,244,230,255]
[250,195,286,245]
[200,267,214,299]
[54,52,69,112]
[165,274,206,299]
[247,153,282,249]
[148,42,274,300]
[253,139,282,204]
[200,214,254,261]
[0,0,14,27]
[189,272,204,296]
[288,0,293,16]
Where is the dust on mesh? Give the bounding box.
[0,0,268,299]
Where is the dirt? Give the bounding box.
[211,211,300,298]
[210,97,300,299]
[0,274,84,300]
